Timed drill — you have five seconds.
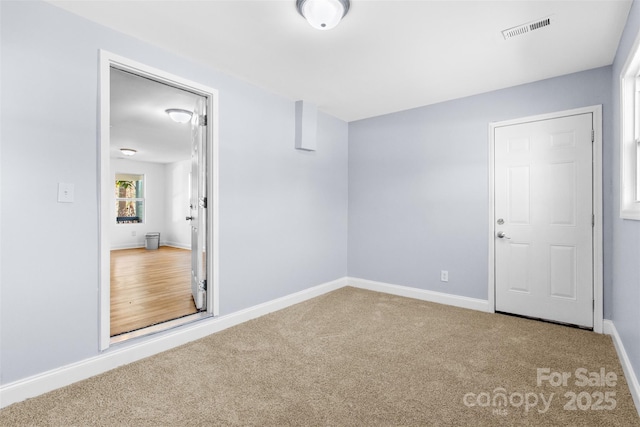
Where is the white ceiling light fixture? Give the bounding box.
[120,148,137,156]
[296,0,350,31]
[165,108,193,123]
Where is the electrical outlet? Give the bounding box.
[131,231,136,237]
[440,270,449,282]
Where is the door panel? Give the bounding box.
[495,113,593,328]
[548,162,576,225]
[508,166,530,224]
[549,245,576,298]
[507,243,530,293]
[189,96,207,310]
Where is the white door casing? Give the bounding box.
[488,106,603,332]
[98,50,220,350]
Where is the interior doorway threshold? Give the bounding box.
[110,312,211,345]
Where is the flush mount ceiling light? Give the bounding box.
[296,0,350,31]
[120,148,137,156]
[165,108,193,124]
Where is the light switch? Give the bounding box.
[58,183,74,203]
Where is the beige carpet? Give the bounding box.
[1,287,638,426]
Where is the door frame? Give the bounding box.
[98,50,220,350]
[487,105,603,333]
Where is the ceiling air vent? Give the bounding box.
[502,16,552,40]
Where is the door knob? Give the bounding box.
[186,216,194,221]
[497,231,510,239]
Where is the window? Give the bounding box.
[620,33,640,220]
[115,173,144,224]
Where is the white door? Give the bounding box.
[494,113,593,328]
[189,97,207,310]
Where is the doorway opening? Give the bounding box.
[99,51,219,349]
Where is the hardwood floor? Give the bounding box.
[110,246,198,337]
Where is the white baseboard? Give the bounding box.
[110,243,144,250]
[347,277,491,313]
[163,241,190,250]
[603,319,640,417]
[110,243,189,251]
[0,277,347,409]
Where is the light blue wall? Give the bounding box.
[348,67,613,303]
[2,0,636,392]
[0,1,348,384]
[611,0,640,384]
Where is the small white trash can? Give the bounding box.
[145,232,160,250]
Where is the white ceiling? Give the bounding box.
[110,69,201,163]
[50,0,631,122]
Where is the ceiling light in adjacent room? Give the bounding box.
[296,0,350,31]
[165,108,193,123]
[120,148,137,156]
